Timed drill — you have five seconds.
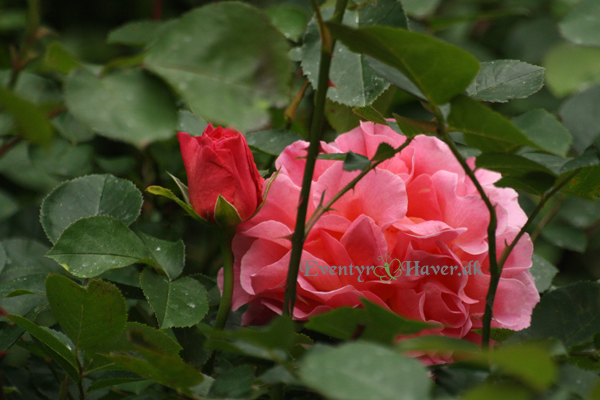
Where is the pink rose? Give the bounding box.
[224,122,539,341]
[178,124,263,225]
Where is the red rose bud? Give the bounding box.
[177,124,264,226]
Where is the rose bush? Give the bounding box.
[178,124,264,225]
[226,122,539,343]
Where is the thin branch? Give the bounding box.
[498,172,579,268]
[434,107,498,351]
[152,0,164,21]
[45,359,76,400]
[284,79,310,127]
[304,138,414,235]
[283,0,349,316]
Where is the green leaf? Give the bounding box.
[530,253,558,292]
[0,274,47,297]
[107,20,167,46]
[41,174,143,244]
[146,185,209,225]
[352,105,388,125]
[1,70,62,106]
[305,307,365,340]
[305,300,434,344]
[87,378,147,393]
[214,194,243,227]
[138,233,184,281]
[565,165,600,198]
[360,300,437,344]
[512,109,571,157]
[561,147,600,174]
[544,43,600,98]
[44,42,80,75]
[0,189,18,221]
[488,342,557,390]
[46,275,127,350]
[209,366,255,398]
[488,328,516,343]
[326,98,362,133]
[265,6,308,41]
[94,322,183,357]
[392,114,437,138]
[343,152,371,172]
[556,197,600,229]
[145,2,292,132]
[177,110,208,136]
[494,173,556,196]
[201,316,308,361]
[372,142,397,161]
[300,342,432,400]
[510,282,600,347]
[7,314,79,380]
[64,68,178,147]
[302,1,407,107]
[521,153,570,176]
[0,86,53,146]
[395,335,480,357]
[46,216,151,278]
[246,130,303,156]
[559,0,600,47]
[28,138,94,178]
[0,242,6,273]
[0,305,46,352]
[559,85,600,154]
[0,238,62,284]
[167,171,190,205]
[140,269,208,329]
[107,347,203,393]
[462,382,531,400]
[448,95,537,152]
[466,60,545,103]
[476,153,555,176]
[52,112,95,144]
[400,0,440,17]
[231,316,303,353]
[0,141,60,192]
[559,364,600,397]
[326,23,480,105]
[541,223,587,252]
[366,57,425,100]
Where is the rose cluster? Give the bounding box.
[225,122,539,342]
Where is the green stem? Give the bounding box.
[59,374,70,400]
[305,138,414,235]
[498,172,578,268]
[75,349,85,400]
[214,228,235,330]
[46,359,76,400]
[434,108,498,351]
[283,0,349,316]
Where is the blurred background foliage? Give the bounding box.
[2,0,600,398]
[1,0,599,288]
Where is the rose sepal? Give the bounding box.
[214,195,243,227]
[146,185,211,226]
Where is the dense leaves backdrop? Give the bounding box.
[2,0,600,399]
